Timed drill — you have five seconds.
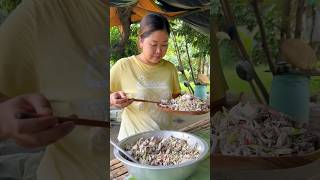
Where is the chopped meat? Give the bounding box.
[160,94,209,112]
[125,136,200,166]
[212,102,318,157]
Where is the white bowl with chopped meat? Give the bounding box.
[113,130,209,180]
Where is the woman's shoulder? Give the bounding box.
[116,55,135,63]
[162,59,176,69]
[113,56,135,67]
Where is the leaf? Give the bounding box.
[127,175,138,180]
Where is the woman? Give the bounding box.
[110,13,181,141]
[0,0,107,179]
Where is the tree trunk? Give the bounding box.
[281,0,292,41]
[309,3,316,44]
[220,0,269,104]
[202,56,206,74]
[172,31,189,80]
[185,39,196,84]
[172,31,194,93]
[111,7,132,57]
[294,0,305,38]
[197,55,202,76]
[251,0,276,75]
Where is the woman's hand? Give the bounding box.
[110,91,133,108]
[0,93,75,148]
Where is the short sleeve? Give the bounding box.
[0,0,39,97]
[171,64,181,94]
[110,59,122,92]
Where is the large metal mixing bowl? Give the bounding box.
[114,130,209,180]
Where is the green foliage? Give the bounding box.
[0,0,20,13]
[211,0,282,65]
[0,0,21,24]
[172,20,210,57]
[110,24,139,64]
[168,19,210,82]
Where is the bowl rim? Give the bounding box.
[157,103,210,115]
[113,130,209,169]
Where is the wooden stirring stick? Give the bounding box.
[15,112,108,128]
[128,98,160,104]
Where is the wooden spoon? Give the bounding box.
[128,98,161,104]
[110,139,139,163]
[15,112,108,128]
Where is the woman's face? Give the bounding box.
[139,30,169,65]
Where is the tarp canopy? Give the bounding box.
[110,0,210,35]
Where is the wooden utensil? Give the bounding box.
[128,98,161,104]
[15,112,108,128]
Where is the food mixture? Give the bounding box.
[160,94,209,111]
[125,136,200,166]
[212,102,319,157]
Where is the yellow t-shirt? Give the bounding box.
[110,55,181,140]
[0,0,107,180]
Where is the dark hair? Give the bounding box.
[138,13,170,40]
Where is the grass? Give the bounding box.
[223,65,273,94]
[223,65,320,95]
[177,65,320,96]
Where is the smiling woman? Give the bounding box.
[110,13,181,141]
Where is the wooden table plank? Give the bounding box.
[111,161,124,171]
[110,159,121,166]
[111,166,128,179]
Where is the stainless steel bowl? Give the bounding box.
[113,130,209,180]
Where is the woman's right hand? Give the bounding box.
[0,93,75,148]
[110,91,133,108]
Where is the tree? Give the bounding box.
[0,0,21,24]
[171,19,210,84]
[110,24,139,65]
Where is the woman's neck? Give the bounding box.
[136,54,159,66]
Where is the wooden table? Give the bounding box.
[110,119,210,180]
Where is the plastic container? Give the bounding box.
[194,84,207,100]
[269,74,310,124]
